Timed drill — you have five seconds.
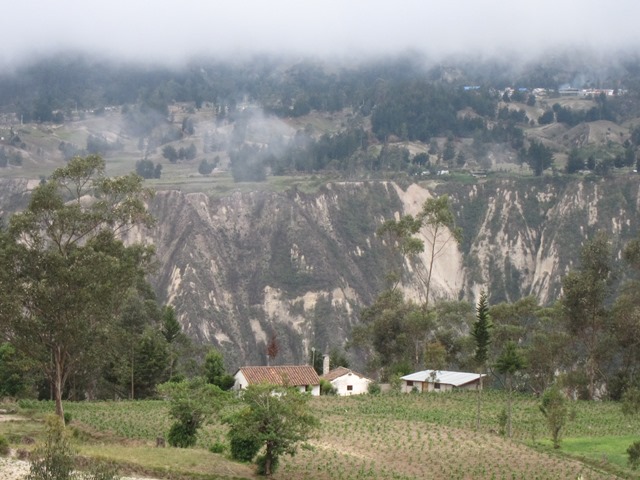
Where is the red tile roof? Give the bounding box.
[237,365,320,387]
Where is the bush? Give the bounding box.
[26,415,75,480]
[367,382,381,395]
[319,379,336,396]
[167,421,198,448]
[628,441,640,470]
[64,412,72,425]
[209,442,226,454]
[0,435,9,456]
[229,434,261,462]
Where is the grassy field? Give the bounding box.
[4,391,640,479]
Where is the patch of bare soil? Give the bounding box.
[0,451,160,480]
[0,455,30,480]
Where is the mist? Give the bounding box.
[2,0,640,67]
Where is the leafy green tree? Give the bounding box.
[135,159,161,179]
[539,384,568,449]
[377,195,461,307]
[561,232,614,399]
[442,138,456,163]
[418,195,462,307]
[352,289,423,378]
[0,342,33,398]
[203,348,235,390]
[472,290,492,430]
[377,215,423,290]
[537,110,554,125]
[226,384,319,476]
[161,306,190,381]
[132,328,170,398]
[611,236,640,396]
[158,378,225,448]
[495,341,526,437]
[622,388,640,416]
[0,155,155,422]
[522,139,554,176]
[162,145,178,163]
[565,148,585,174]
[198,159,215,175]
[525,307,570,395]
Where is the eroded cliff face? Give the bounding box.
[142,177,640,369]
[3,177,639,368]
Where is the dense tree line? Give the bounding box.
[0,156,235,414]
[3,52,640,128]
[355,195,640,402]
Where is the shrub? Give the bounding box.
[367,382,381,395]
[229,434,261,462]
[64,412,72,425]
[26,415,75,480]
[209,442,226,454]
[167,422,198,448]
[628,441,640,470]
[319,379,336,396]
[0,435,9,456]
[498,408,508,436]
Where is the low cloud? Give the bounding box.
[1,0,639,66]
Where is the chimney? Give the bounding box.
[322,354,330,375]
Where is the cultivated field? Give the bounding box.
[3,391,639,479]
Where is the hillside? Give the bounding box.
[2,54,640,371]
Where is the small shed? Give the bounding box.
[233,365,320,396]
[400,370,484,393]
[321,366,372,396]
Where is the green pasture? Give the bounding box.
[6,391,640,479]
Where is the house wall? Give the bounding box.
[331,373,371,395]
[233,371,248,390]
[401,380,479,393]
[234,371,320,396]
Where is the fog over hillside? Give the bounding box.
[1,0,640,67]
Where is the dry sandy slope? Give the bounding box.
[0,455,159,480]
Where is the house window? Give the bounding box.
[347,385,353,391]
[406,381,414,387]
[434,382,441,390]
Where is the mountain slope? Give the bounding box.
[113,176,640,369]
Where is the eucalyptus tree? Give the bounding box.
[377,194,461,307]
[561,231,614,399]
[495,341,526,438]
[0,155,155,422]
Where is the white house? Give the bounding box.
[400,370,485,393]
[233,365,320,396]
[321,366,372,395]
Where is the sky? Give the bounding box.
[2,0,640,66]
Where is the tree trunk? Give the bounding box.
[425,238,437,309]
[507,374,512,438]
[476,371,483,430]
[130,346,135,400]
[53,348,66,426]
[264,443,274,476]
